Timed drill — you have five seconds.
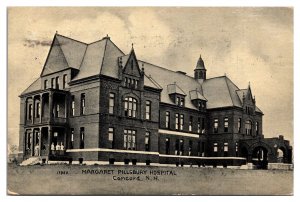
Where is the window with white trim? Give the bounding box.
[145,131,150,151]
[124,97,137,118]
[145,100,151,120]
[109,93,115,114]
[124,129,136,150]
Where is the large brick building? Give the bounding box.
[18,33,292,168]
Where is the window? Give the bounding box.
[108,128,114,148]
[36,102,41,118]
[180,98,184,107]
[80,93,85,115]
[145,100,151,120]
[80,127,85,149]
[44,80,48,89]
[224,117,229,132]
[213,143,218,155]
[175,113,179,130]
[189,140,193,156]
[189,116,193,132]
[224,143,228,157]
[175,139,179,155]
[26,132,32,150]
[124,130,136,150]
[202,142,205,157]
[109,93,115,114]
[71,96,75,116]
[180,114,184,130]
[165,138,170,154]
[180,139,184,155]
[51,78,55,88]
[135,80,138,89]
[238,118,241,133]
[124,97,137,118]
[28,104,32,120]
[201,118,205,133]
[256,122,259,136]
[176,97,180,106]
[197,141,201,156]
[197,118,201,133]
[63,74,67,89]
[70,128,74,149]
[235,142,239,157]
[245,120,252,135]
[165,111,170,128]
[145,131,150,151]
[213,118,219,133]
[55,104,60,117]
[56,76,59,89]
[124,77,138,89]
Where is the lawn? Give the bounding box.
[7,163,293,195]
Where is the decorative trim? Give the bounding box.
[159,154,246,160]
[159,129,200,138]
[66,148,159,155]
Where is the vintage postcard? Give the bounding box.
[7,7,293,195]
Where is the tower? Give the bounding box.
[194,55,206,83]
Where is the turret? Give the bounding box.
[194,55,206,83]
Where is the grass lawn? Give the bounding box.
[7,163,293,195]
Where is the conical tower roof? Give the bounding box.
[196,55,205,70]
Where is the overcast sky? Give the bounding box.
[8,7,293,147]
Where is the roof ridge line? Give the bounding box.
[20,77,40,96]
[107,38,125,55]
[224,76,235,107]
[88,38,106,45]
[56,34,88,45]
[99,38,109,75]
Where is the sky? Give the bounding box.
[7,7,293,148]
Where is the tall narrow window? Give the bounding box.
[124,97,137,118]
[175,139,179,155]
[56,76,59,89]
[165,138,170,154]
[224,143,228,157]
[123,130,136,150]
[213,118,219,133]
[80,93,85,115]
[189,116,193,132]
[238,118,241,133]
[176,97,180,106]
[180,139,184,155]
[165,111,170,128]
[145,131,150,151]
[55,104,60,117]
[36,102,41,118]
[197,118,201,133]
[224,117,229,132]
[44,80,48,89]
[135,80,138,89]
[197,141,201,156]
[180,98,184,107]
[255,122,259,136]
[235,142,239,157]
[180,114,184,130]
[71,96,75,117]
[145,100,151,120]
[245,120,252,135]
[201,118,205,133]
[108,128,114,148]
[188,140,193,156]
[109,93,115,114]
[175,113,179,130]
[51,78,55,88]
[213,143,218,156]
[70,128,74,149]
[28,104,32,120]
[63,74,67,89]
[80,127,85,149]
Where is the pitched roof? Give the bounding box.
[21,78,41,95]
[167,83,186,96]
[189,90,207,101]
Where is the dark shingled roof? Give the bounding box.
[22,34,263,114]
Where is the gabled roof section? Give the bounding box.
[41,34,87,76]
[144,74,162,90]
[55,34,87,69]
[122,48,142,77]
[21,78,41,95]
[189,89,207,101]
[236,89,248,104]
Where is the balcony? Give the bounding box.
[25,116,67,126]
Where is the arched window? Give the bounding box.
[124,97,137,118]
[245,120,252,135]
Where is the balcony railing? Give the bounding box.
[25,116,67,126]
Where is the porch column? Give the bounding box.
[48,126,52,156]
[30,129,34,156]
[40,93,43,123]
[24,99,28,125]
[39,127,42,156]
[64,128,68,150]
[32,96,35,124]
[49,92,53,121]
[64,94,68,118]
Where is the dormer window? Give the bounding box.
[176,96,184,107]
[124,76,138,89]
